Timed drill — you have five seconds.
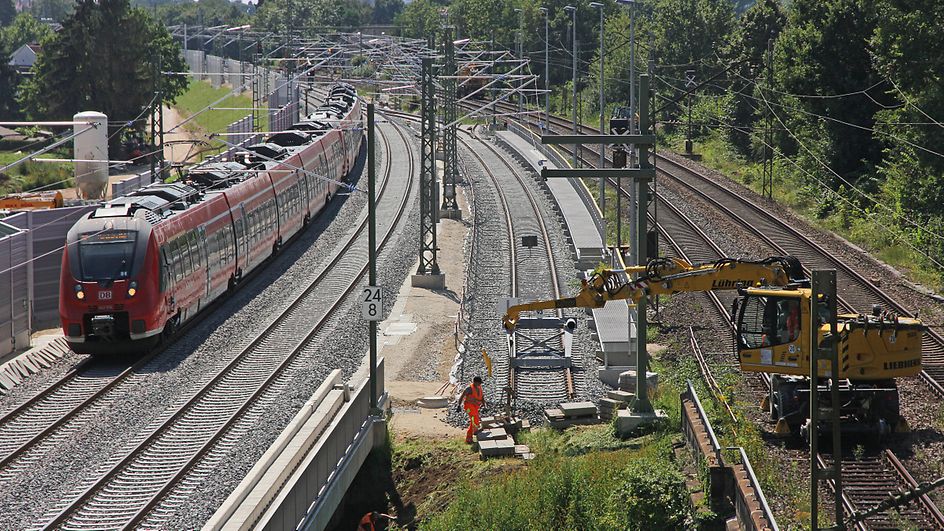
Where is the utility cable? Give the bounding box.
[757,87,944,243]
[724,121,944,269]
[887,77,944,130]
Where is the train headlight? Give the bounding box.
[74,284,85,300]
[127,281,138,298]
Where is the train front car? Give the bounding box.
[60,205,162,354]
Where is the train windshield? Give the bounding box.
[76,231,137,281]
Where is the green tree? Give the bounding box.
[651,0,735,71]
[28,0,74,22]
[371,0,404,24]
[21,0,187,152]
[604,458,692,529]
[722,0,785,155]
[0,0,14,27]
[774,0,887,191]
[0,52,16,117]
[649,0,734,126]
[870,0,944,262]
[394,0,444,39]
[0,14,54,119]
[256,0,370,33]
[155,0,247,27]
[0,12,53,51]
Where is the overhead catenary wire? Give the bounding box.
[725,122,944,269]
[652,66,944,257]
[756,87,944,247]
[666,70,944,162]
[887,77,944,130]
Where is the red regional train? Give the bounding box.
[59,84,362,354]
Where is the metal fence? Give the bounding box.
[2,206,97,331]
[0,223,30,357]
[111,170,153,198]
[184,49,204,79]
[680,381,779,531]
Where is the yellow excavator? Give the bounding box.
[502,256,924,436]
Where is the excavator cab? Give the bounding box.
[736,288,810,377]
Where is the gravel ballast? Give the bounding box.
[0,121,418,530]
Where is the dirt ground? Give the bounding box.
[380,171,471,441]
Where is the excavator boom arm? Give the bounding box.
[502,256,803,332]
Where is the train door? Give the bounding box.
[199,225,210,301]
[235,203,247,277]
[297,161,311,216]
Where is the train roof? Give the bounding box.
[83,84,358,227]
[92,183,201,224]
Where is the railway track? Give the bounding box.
[494,101,944,401]
[28,118,416,530]
[482,102,944,529]
[459,128,574,404]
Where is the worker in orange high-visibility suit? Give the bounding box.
[358,510,395,531]
[458,376,486,444]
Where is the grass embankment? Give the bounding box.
[174,80,256,135]
[656,342,810,528]
[0,146,74,196]
[343,375,719,530]
[172,80,265,160]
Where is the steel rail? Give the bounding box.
[42,117,414,530]
[125,117,417,529]
[467,131,574,400]
[495,100,944,401]
[514,104,944,531]
[457,130,571,402]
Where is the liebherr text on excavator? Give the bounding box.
[502,256,924,436]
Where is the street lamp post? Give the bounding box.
[564,5,578,169]
[617,0,636,133]
[539,7,549,133]
[590,1,605,243]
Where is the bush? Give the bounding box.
[604,459,692,530]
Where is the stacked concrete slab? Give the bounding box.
[598,389,634,421]
[475,416,532,460]
[544,401,600,429]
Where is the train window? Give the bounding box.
[177,236,187,276]
[171,239,183,282]
[186,232,196,272]
[75,230,137,281]
[221,232,227,265]
[190,234,197,272]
